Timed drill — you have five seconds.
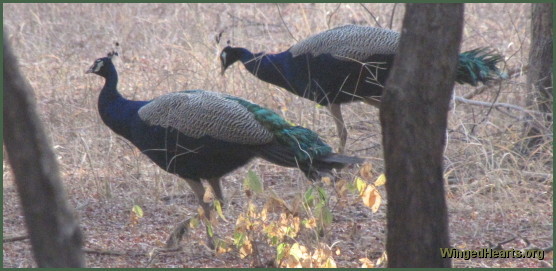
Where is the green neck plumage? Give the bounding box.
[228,97,332,161]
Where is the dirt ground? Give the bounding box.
[3,3,552,268]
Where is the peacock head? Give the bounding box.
[219,46,241,76]
[86,51,118,77]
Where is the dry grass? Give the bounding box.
[3,3,552,268]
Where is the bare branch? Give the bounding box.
[462,66,526,100]
[388,3,398,29]
[4,235,29,243]
[275,4,297,42]
[359,4,383,28]
[453,96,552,118]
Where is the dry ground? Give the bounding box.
[3,3,552,268]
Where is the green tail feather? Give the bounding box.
[457,48,506,86]
[228,97,332,162]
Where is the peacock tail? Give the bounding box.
[227,97,332,162]
[457,48,506,86]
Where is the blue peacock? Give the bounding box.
[86,52,363,247]
[220,24,505,153]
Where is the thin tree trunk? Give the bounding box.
[380,3,463,267]
[3,33,85,267]
[524,3,553,151]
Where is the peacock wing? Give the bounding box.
[289,25,399,61]
[137,90,274,145]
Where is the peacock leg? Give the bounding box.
[165,178,216,249]
[328,103,347,154]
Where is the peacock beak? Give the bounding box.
[85,66,94,74]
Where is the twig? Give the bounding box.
[4,234,29,242]
[225,12,282,31]
[461,66,526,100]
[326,3,342,29]
[82,247,144,256]
[487,237,517,250]
[454,96,552,118]
[359,4,382,28]
[388,3,398,29]
[275,4,297,42]
[146,246,183,267]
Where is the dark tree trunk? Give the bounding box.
[380,3,463,268]
[3,34,85,267]
[524,3,553,151]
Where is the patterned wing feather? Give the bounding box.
[289,25,399,61]
[138,90,274,145]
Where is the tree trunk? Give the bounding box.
[3,34,85,267]
[380,3,463,268]
[524,3,553,151]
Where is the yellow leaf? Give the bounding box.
[289,243,307,261]
[303,218,317,229]
[260,205,268,222]
[374,173,387,187]
[376,251,388,267]
[362,185,382,212]
[215,239,231,255]
[355,177,367,196]
[359,257,374,268]
[321,176,331,185]
[131,205,144,218]
[247,201,257,217]
[239,236,253,259]
[214,200,228,222]
[197,206,206,218]
[322,257,337,268]
[282,255,302,268]
[359,163,373,180]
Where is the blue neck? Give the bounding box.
[97,66,145,139]
[239,50,296,92]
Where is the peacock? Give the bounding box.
[220,24,505,153]
[86,51,363,248]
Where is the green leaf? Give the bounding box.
[317,205,333,227]
[206,221,214,237]
[189,217,200,228]
[276,243,288,262]
[355,177,367,195]
[233,232,245,247]
[303,187,315,206]
[316,186,328,202]
[244,170,264,194]
[214,199,228,222]
[131,205,143,218]
[269,235,280,246]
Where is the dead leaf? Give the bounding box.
[362,185,382,212]
[359,163,373,180]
